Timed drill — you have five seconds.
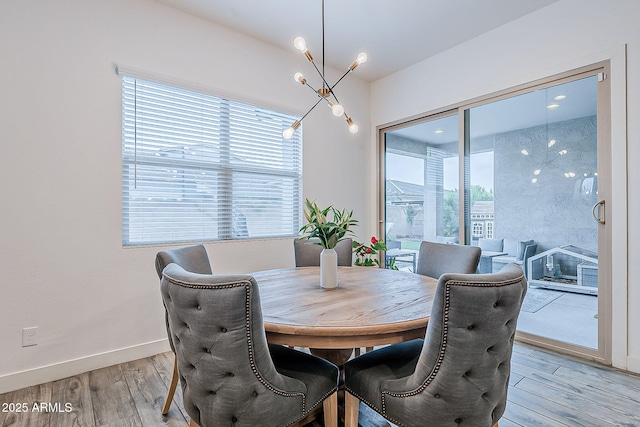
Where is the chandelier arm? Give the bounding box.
[303,81,321,95]
[330,69,353,92]
[300,97,325,121]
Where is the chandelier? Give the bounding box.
[282,0,367,139]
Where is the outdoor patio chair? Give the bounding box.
[416,240,481,278]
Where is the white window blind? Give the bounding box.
[121,75,303,246]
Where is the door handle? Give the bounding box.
[592,200,605,224]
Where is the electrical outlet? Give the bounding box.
[22,327,38,347]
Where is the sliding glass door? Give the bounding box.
[384,114,459,271]
[467,75,600,350]
[380,64,610,362]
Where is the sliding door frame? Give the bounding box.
[378,61,612,365]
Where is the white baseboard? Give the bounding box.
[0,339,171,394]
[627,355,640,375]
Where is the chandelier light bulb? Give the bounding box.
[356,52,368,64]
[282,127,295,139]
[533,169,541,176]
[294,72,306,84]
[293,36,307,52]
[282,120,301,140]
[521,149,529,156]
[548,139,556,148]
[346,116,358,133]
[331,103,344,117]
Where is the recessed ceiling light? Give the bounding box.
[554,95,566,101]
[434,129,444,134]
[547,103,560,109]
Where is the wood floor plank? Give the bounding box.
[149,352,188,419]
[4,344,640,427]
[497,417,524,427]
[88,364,137,426]
[512,341,539,356]
[100,414,143,427]
[507,386,617,426]
[502,400,568,427]
[511,362,640,424]
[50,372,94,427]
[553,365,640,400]
[515,377,640,427]
[0,383,52,427]
[509,372,524,386]
[122,358,186,427]
[511,351,560,374]
[529,348,640,391]
[531,350,640,393]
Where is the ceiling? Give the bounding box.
[155,0,558,82]
[391,75,598,145]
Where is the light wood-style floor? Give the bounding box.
[2,342,640,427]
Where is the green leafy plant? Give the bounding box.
[353,236,398,269]
[299,199,358,249]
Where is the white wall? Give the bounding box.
[371,0,638,371]
[0,0,370,392]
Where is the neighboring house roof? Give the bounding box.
[386,179,425,204]
[386,180,495,215]
[471,200,494,215]
[387,180,424,195]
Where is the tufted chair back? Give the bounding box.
[156,245,212,353]
[416,240,481,278]
[161,263,339,427]
[344,263,527,427]
[155,245,214,416]
[155,244,212,278]
[294,237,353,267]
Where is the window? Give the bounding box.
[486,221,494,239]
[472,221,484,237]
[121,75,302,246]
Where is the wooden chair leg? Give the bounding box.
[162,354,179,415]
[365,346,373,353]
[323,391,338,427]
[345,391,360,427]
[189,419,200,427]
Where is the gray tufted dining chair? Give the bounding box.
[344,263,527,427]
[155,245,213,415]
[161,263,339,427]
[416,240,482,278]
[293,238,353,267]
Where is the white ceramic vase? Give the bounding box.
[320,248,338,289]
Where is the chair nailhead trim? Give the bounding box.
[380,274,524,421]
[165,276,311,415]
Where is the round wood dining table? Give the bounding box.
[252,266,438,366]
